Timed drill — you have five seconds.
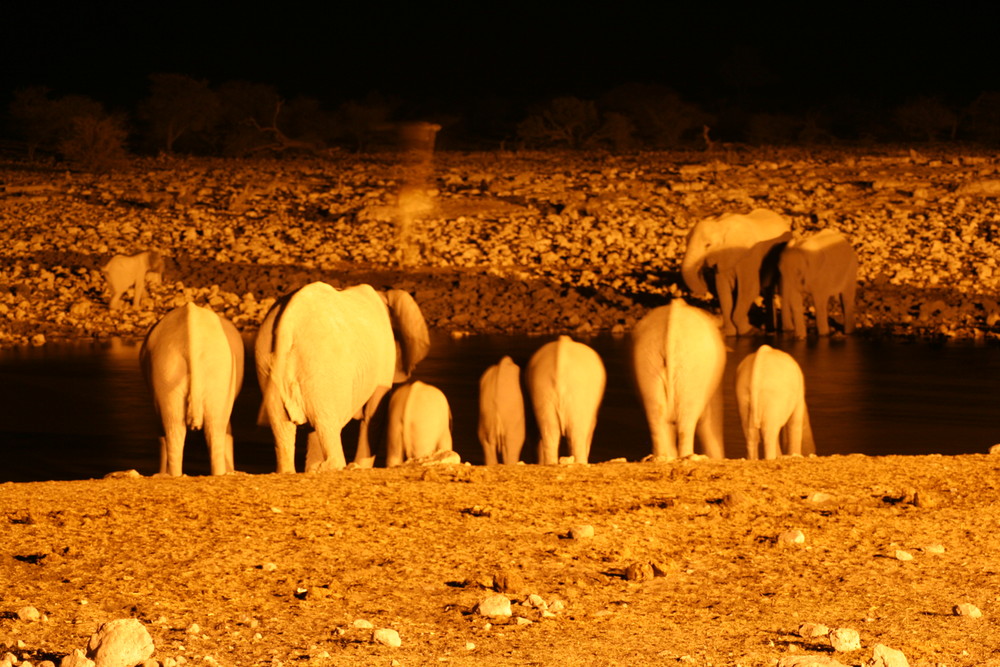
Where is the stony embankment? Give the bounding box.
[2,148,1000,346]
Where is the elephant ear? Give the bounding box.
[383,289,431,383]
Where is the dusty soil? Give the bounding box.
[3,148,1000,666]
[4,456,1000,666]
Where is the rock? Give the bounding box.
[894,550,913,561]
[990,443,1000,455]
[476,593,512,617]
[492,570,526,594]
[103,470,141,480]
[805,492,834,503]
[30,333,46,346]
[797,622,830,638]
[778,530,806,545]
[866,643,910,667]
[922,544,945,554]
[625,562,654,581]
[372,628,401,647]
[86,618,155,667]
[568,524,595,539]
[60,650,96,667]
[17,605,41,621]
[353,619,374,629]
[953,603,982,618]
[525,594,548,609]
[829,627,862,652]
[558,455,576,465]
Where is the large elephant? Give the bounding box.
[681,208,793,336]
[102,250,165,310]
[477,356,526,466]
[631,299,726,460]
[779,229,859,339]
[525,336,606,464]
[386,380,453,466]
[735,344,815,460]
[140,302,244,476]
[254,282,430,473]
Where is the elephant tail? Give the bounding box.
[183,303,206,430]
[746,350,765,431]
[266,296,308,425]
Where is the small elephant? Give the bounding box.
[140,302,244,476]
[681,208,792,336]
[631,299,726,460]
[735,344,815,460]
[478,356,526,466]
[779,229,859,338]
[525,335,606,464]
[386,381,453,466]
[102,250,165,310]
[254,282,430,473]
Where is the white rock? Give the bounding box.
[372,628,401,647]
[186,623,200,634]
[568,524,595,539]
[922,544,945,554]
[806,492,834,503]
[17,606,41,621]
[894,550,913,561]
[60,649,96,667]
[525,594,548,609]
[778,530,806,545]
[797,622,830,638]
[829,627,861,652]
[558,455,576,465]
[549,599,566,612]
[476,594,512,617]
[866,643,910,667]
[953,603,982,618]
[989,443,1000,455]
[86,618,155,667]
[353,619,374,629]
[778,656,849,667]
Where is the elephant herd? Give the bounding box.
[132,207,857,475]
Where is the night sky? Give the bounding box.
[4,3,1000,112]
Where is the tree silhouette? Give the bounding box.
[138,73,219,153]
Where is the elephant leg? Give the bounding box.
[163,422,186,476]
[762,423,782,460]
[158,435,170,475]
[537,417,561,464]
[310,423,346,471]
[733,270,760,336]
[567,420,595,464]
[716,272,739,336]
[225,424,235,473]
[133,275,145,309]
[785,403,805,457]
[814,291,832,336]
[646,403,678,459]
[841,283,857,334]
[482,440,499,466]
[204,418,230,476]
[271,417,297,473]
[355,386,389,467]
[696,385,725,459]
[744,427,760,461]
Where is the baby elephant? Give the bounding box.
[735,344,815,460]
[478,356,526,466]
[779,229,859,338]
[140,302,245,476]
[102,250,165,310]
[386,381,453,466]
[525,336,606,464]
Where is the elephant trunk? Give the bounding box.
[681,253,710,298]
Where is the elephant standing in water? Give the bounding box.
[681,208,792,336]
[140,302,244,476]
[102,250,165,310]
[525,336,605,464]
[386,380,453,466]
[735,344,815,460]
[254,282,429,472]
[478,356,526,466]
[631,299,725,460]
[779,229,859,338]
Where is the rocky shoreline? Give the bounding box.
[2,148,1000,347]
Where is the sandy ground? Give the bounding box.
[3,148,1000,666]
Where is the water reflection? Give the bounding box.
[2,333,1000,483]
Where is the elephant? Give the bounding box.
[735,344,815,460]
[779,229,859,339]
[386,380,453,466]
[477,356,526,466]
[139,302,244,476]
[631,299,726,460]
[254,282,430,473]
[525,336,606,464]
[681,208,793,336]
[102,250,165,310]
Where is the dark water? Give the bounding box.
[3,333,1000,483]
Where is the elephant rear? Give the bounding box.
[140,302,244,476]
[735,344,813,459]
[526,336,606,464]
[387,380,453,466]
[478,356,526,465]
